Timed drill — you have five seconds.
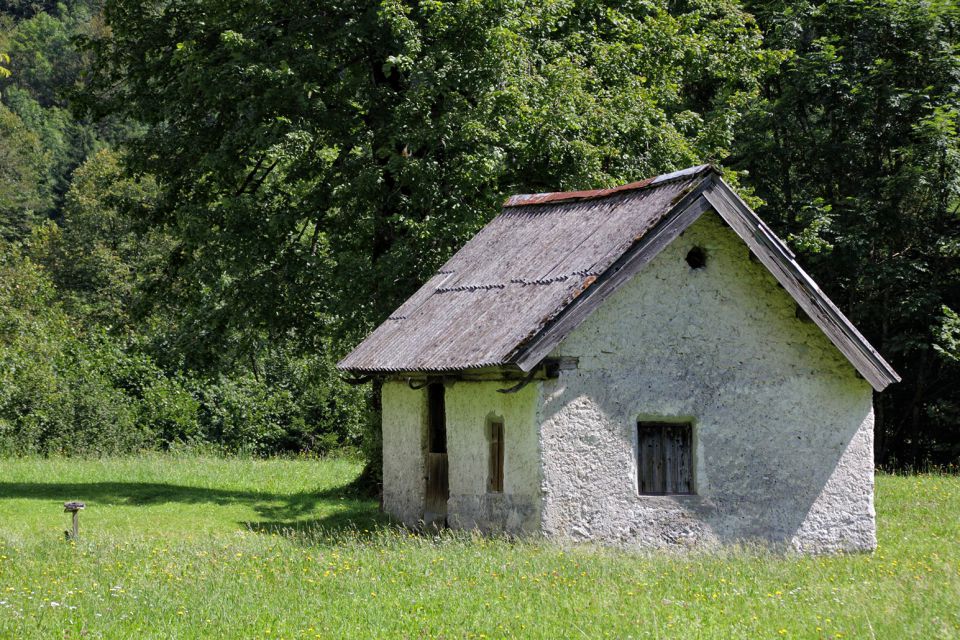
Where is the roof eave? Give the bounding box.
[335,362,524,375]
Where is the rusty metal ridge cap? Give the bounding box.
[502,164,716,208]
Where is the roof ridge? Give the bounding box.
[502,164,715,208]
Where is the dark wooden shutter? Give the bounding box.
[637,422,692,495]
[488,421,504,493]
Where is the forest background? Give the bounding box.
[0,0,957,479]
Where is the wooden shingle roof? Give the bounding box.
[338,165,900,391]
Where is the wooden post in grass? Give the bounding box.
[63,502,85,541]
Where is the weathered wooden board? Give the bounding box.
[638,423,692,495]
[637,423,693,495]
[425,452,448,515]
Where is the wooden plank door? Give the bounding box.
[425,452,448,515]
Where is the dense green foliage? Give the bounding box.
[79,0,769,351]
[736,0,960,463]
[0,0,957,465]
[0,243,367,454]
[0,102,46,238]
[0,2,369,456]
[0,456,958,637]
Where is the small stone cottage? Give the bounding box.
[338,165,899,552]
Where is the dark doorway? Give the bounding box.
[425,383,449,522]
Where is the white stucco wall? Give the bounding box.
[539,211,876,552]
[381,381,428,526]
[445,381,542,534]
[380,379,542,533]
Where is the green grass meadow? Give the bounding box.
[0,456,957,639]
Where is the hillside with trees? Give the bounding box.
[0,0,957,470]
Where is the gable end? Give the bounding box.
[508,176,715,370]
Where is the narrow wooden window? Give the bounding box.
[427,383,446,454]
[637,422,693,495]
[488,421,504,493]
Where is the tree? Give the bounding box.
[81,0,772,366]
[0,102,47,240]
[0,0,72,20]
[1,2,106,216]
[0,240,155,455]
[735,0,960,465]
[0,0,377,458]
[3,3,92,107]
[29,147,164,327]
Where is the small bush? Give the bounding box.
[140,376,201,446]
[199,374,289,454]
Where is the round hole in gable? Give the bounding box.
[685,246,707,269]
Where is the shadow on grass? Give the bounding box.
[0,475,382,537]
[242,506,392,542]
